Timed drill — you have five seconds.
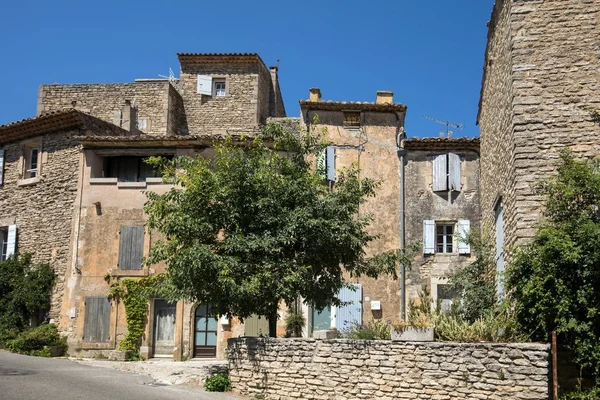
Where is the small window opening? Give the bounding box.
[0,228,8,262]
[436,224,454,253]
[25,147,40,179]
[343,111,361,127]
[105,156,172,182]
[214,81,226,97]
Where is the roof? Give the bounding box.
[404,137,480,150]
[299,100,407,113]
[0,110,129,144]
[177,53,268,70]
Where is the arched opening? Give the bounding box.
[193,304,218,358]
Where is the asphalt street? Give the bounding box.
[0,351,243,400]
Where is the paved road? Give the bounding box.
[0,351,243,400]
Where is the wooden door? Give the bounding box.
[153,299,176,357]
[194,305,217,358]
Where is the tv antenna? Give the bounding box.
[422,115,463,138]
[159,68,180,92]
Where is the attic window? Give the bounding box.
[343,111,361,127]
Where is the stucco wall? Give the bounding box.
[228,337,550,400]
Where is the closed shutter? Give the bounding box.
[448,153,461,191]
[244,314,269,337]
[432,154,447,191]
[317,149,326,179]
[197,75,213,95]
[83,296,111,342]
[495,202,505,298]
[118,226,144,270]
[326,146,336,182]
[457,220,471,254]
[6,225,17,258]
[336,284,362,332]
[423,220,435,255]
[0,149,4,185]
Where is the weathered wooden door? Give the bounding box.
[153,299,176,357]
[194,305,218,358]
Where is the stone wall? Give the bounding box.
[228,338,550,400]
[37,82,173,136]
[479,0,600,256]
[0,129,82,319]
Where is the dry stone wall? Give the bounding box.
[228,338,550,400]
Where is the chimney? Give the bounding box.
[114,100,138,133]
[269,66,281,117]
[309,88,322,102]
[376,91,393,104]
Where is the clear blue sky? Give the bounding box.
[0,0,494,138]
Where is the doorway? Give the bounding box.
[152,299,176,357]
[194,304,218,358]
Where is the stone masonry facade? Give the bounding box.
[228,337,550,400]
[478,0,600,257]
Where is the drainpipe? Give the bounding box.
[397,130,406,321]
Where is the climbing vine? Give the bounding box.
[107,273,170,352]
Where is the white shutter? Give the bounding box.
[197,75,213,95]
[448,153,461,191]
[423,220,435,255]
[457,220,471,254]
[317,149,326,179]
[0,149,4,185]
[326,146,336,182]
[6,225,17,258]
[432,154,447,192]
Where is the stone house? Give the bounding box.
[298,89,480,334]
[1,53,286,360]
[477,0,600,295]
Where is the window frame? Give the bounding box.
[436,223,455,254]
[23,144,41,180]
[343,111,361,128]
[0,228,8,262]
[213,80,227,97]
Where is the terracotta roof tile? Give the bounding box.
[299,100,407,112]
[404,136,480,150]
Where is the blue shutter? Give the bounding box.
[83,297,111,342]
[336,284,362,332]
[457,220,471,254]
[423,220,435,255]
[118,226,144,270]
[326,146,336,182]
[432,154,447,191]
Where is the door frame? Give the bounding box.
[152,298,177,358]
[192,304,218,359]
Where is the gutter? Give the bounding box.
[397,129,407,321]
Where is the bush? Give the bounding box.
[8,323,67,357]
[435,309,527,343]
[559,386,600,400]
[284,309,306,338]
[342,320,391,340]
[204,373,231,392]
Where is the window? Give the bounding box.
[423,220,470,255]
[83,296,111,342]
[137,118,148,131]
[436,224,454,253]
[118,226,144,270]
[343,111,361,128]
[213,80,226,97]
[24,146,40,179]
[0,225,16,261]
[437,284,458,314]
[432,152,461,192]
[106,156,163,182]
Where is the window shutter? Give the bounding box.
[432,154,447,191]
[326,146,336,182]
[83,297,111,342]
[448,153,461,191]
[197,75,213,95]
[118,226,144,270]
[336,284,362,332]
[423,220,435,255]
[6,225,17,258]
[457,220,471,254]
[112,111,122,127]
[244,314,270,337]
[0,149,4,185]
[317,149,326,179]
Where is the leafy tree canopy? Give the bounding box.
[506,150,600,378]
[144,121,413,332]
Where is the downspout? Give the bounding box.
[397,128,406,321]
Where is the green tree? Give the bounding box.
[0,254,55,345]
[506,150,600,379]
[144,121,413,336]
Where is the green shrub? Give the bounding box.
[8,323,67,357]
[204,373,231,392]
[435,309,527,343]
[284,310,306,338]
[559,386,600,400]
[342,320,391,340]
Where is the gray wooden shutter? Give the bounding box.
[448,153,461,191]
[118,226,144,270]
[83,296,111,342]
[495,203,505,298]
[6,225,17,258]
[432,154,447,191]
[336,284,362,332]
[457,220,471,254]
[244,314,269,337]
[197,75,213,95]
[0,149,4,185]
[326,146,336,182]
[423,220,435,255]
